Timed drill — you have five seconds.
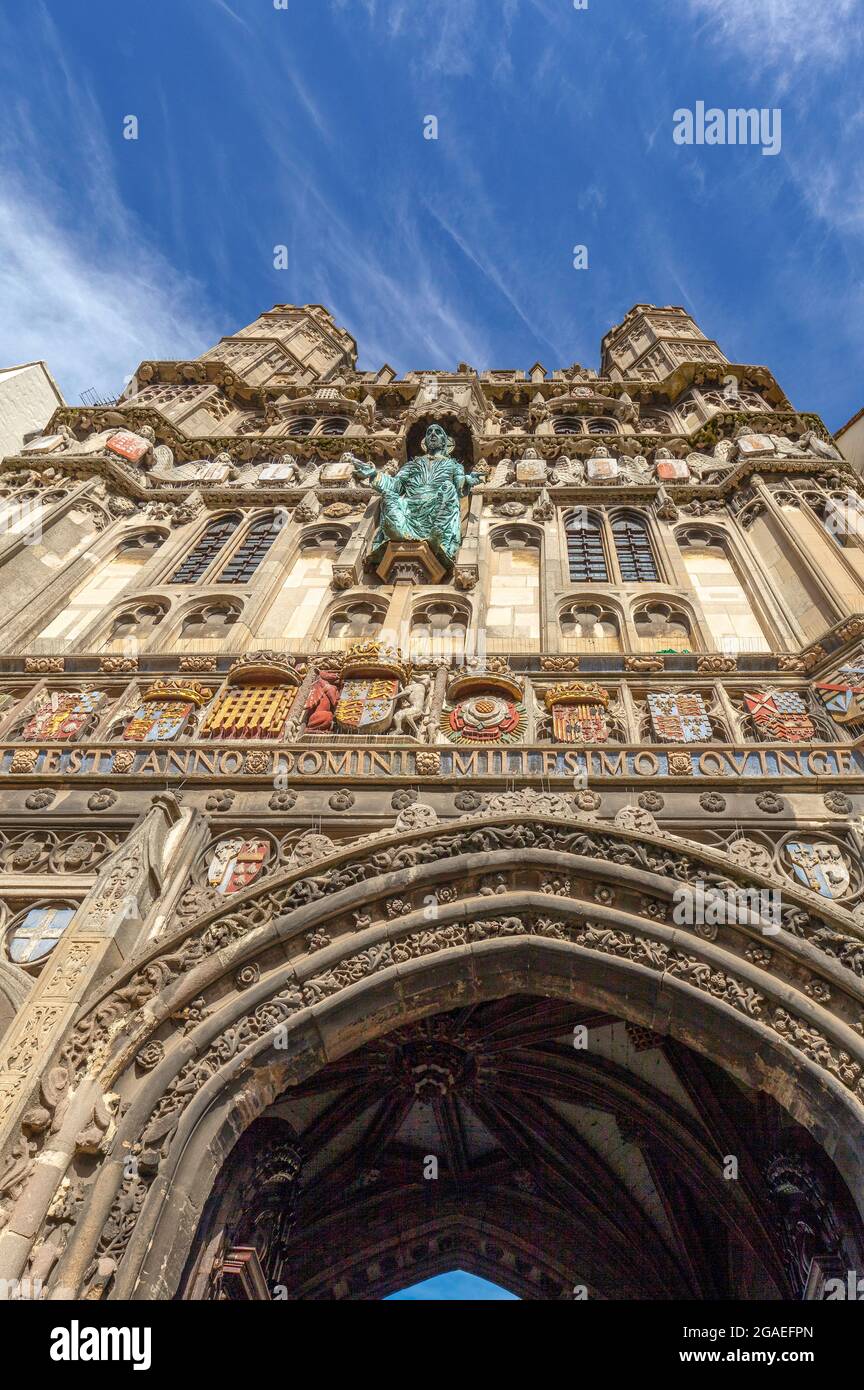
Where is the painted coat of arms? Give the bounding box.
[648,692,712,744]
[785,842,851,900]
[21,690,106,742]
[335,678,400,733]
[744,690,815,742]
[545,683,610,744]
[200,656,302,740]
[7,905,75,964]
[442,672,526,745]
[122,681,210,742]
[815,667,864,726]
[445,693,524,744]
[656,458,690,482]
[207,838,269,895]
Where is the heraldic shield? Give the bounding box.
[123,700,195,742]
[122,681,211,742]
[335,678,400,733]
[648,692,712,744]
[744,690,815,743]
[815,667,864,726]
[207,838,269,896]
[21,690,106,742]
[545,683,610,744]
[785,842,851,900]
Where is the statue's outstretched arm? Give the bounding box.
[354,459,399,495]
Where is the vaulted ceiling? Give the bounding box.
[260,996,841,1300]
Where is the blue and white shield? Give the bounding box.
[785,842,851,900]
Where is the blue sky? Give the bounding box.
[0,0,862,430]
[386,1270,519,1300]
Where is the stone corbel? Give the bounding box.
[454,563,479,591]
[294,489,320,523]
[332,559,361,591]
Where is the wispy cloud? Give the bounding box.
[0,1,220,400]
[0,174,218,402]
[679,0,864,240]
[331,0,520,79]
[206,0,254,34]
[683,0,863,77]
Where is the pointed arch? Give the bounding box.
[26,811,864,1301]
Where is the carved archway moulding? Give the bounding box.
[4,810,864,1299]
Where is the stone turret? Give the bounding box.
[601,303,729,381]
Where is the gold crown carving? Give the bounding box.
[543,682,610,711]
[338,641,410,685]
[141,680,212,706]
[225,652,304,687]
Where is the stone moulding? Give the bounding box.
[50,812,864,1090]
[5,809,864,1301]
[54,914,864,1298]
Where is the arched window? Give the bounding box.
[634,602,691,648]
[170,515,241,584]
[104,600,168,647]
[411,601,469,659]
[641,411,674,434]
[319,417,350,436]
[677,529,771,653]
[560,603,620,650]
[217,514,282,583]
[286,417,315,437]
[180,602,242,641]
[256,528,348,642]
[327,600,387,640]
[612,516,658,582]
[487,527,541,643]
[554,417,583,436]
[588,418,618,435]
[566,513,608,582]
[822,491,864,549]
[37,531,165,643]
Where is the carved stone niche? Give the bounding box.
[179,1118,302,1300]
[375,539,447,586]
[216,1248,271,1300]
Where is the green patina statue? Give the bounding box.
[353,422,481,566]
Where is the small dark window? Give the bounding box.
[170,515,241,584]
[612,517,658,582]
[217,515,282,583]
[566,515,608,582]
[286,417,315,437]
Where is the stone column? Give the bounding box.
[0,794,207,1283]
[751,479,846,624]
[331,500,377,591]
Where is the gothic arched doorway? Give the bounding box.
[177,996,864,1301]
[15,807,864,1303]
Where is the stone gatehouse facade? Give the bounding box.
[0,301,863,1300]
